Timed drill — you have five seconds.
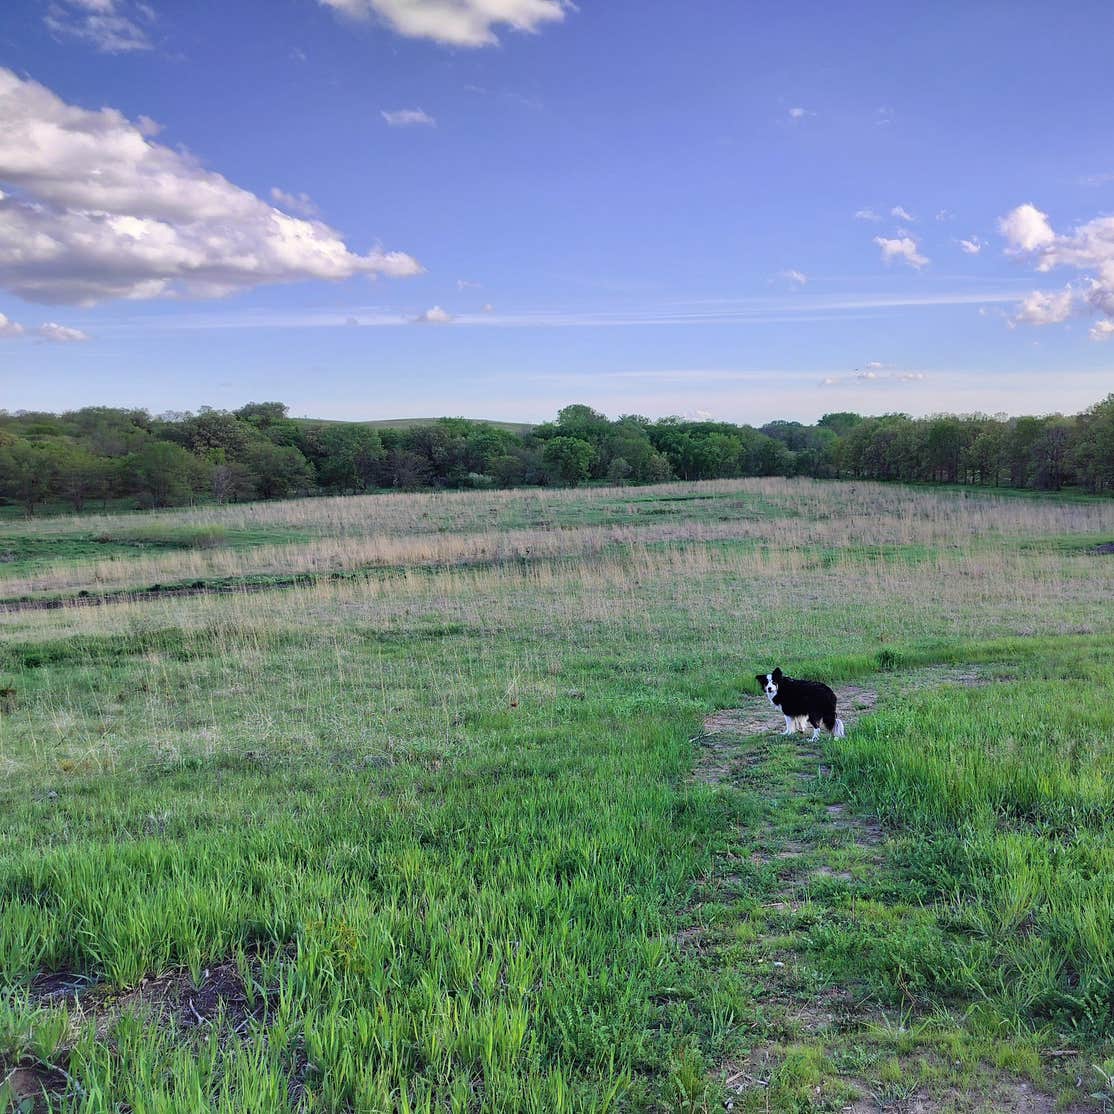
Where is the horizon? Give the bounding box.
[2,1,1113,423]
[7,392,1109,428]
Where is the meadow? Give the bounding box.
[1,478,1112,1112]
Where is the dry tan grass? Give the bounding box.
[5,540,1109,649]
[5,478,1112,598]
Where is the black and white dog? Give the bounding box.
[756,668,845,741]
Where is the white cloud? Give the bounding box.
[821,368,925,386]
[780,269,808,286]
[270,187,320,217]
[1011,288,1074,326]
[935,209,954,222]
[0,69,422,305]
[43,0,154,53]
[999,203,1055,253]
[854,208,882,222]
[37,321,90,342]
[1091,319,1114,341]
[414,305,453,324]
[787,107,812,121]
[959,237,984,255]
[874,106,894,126]
[890,206,916,222]
[381,108,437,128]
[457,278,481,290]
[320,0,568,47]
[874,235,928,269]
[482,302,494,312]
[1000,202,1114,334]
[0,312,88,340]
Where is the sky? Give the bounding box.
[1,0,1113,425]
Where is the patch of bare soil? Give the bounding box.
[26,954,281,1039]
[119,958,269,1034]
[0,1062,69,1114]
[841,1069,1100,1113]
[7,951,288,1111]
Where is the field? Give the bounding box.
[1,478,1112,1113]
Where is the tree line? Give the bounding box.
[1,395,1111,515]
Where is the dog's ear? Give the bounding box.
[772,668,782,681]
[755,673,765,686]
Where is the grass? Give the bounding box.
[0,478,1112,1111]
[830,644,1114,1036]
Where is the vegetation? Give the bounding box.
[2,394,1112,517]
[0,478,1112,1110]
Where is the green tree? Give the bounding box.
[311,425,386,492]
[243,442,315,499]
[1071,394,1114,493]
[54,444,112,512]
[0,439,56,516]
[211,460,257,503]
[967,423,1005,486]
[1030,416,1074,491]
[131,442,208,507]
[234,401,289,428]
[542,436,595,485]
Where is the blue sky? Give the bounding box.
[1,0,1113,424]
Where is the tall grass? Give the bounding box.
[3,477,1112,599]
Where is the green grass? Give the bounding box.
[0,479,1112,1111]
[829,642,1114,1037]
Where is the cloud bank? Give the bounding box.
[0,68,422,306]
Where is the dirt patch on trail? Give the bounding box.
[698,665,1098,1114]
[841,1067,1102,1113]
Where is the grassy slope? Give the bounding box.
[0,480,1112,1112]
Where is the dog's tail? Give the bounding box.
[833,717,845,738]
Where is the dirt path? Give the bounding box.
[684,673,1102,1113]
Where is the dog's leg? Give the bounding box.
[781,715,795,735]
[834,718,845,738]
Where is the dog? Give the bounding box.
[755,668,845,741]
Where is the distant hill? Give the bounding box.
[291,416,535,434]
